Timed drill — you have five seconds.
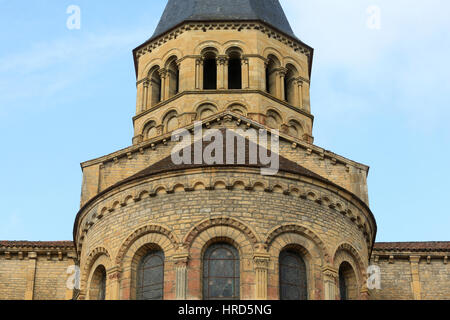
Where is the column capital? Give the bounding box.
[322,266,338,279]
[158,68,168,78]
[410,255,421,264]
[196,58,204,65]
[173,253,190,267]
[276,67,288,77]
[106,265,122,280]
[253,253,270,270]
[217,55,229,65]
[294,77,304,86]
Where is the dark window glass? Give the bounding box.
[228,58,242,89]
[203,58,217,89]
[98,268,106,300]
[203,243,240,300]
[279,250,307,300]
[339,268,348,300]
[137,251,164,300]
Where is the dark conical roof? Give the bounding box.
[151,0,296,40]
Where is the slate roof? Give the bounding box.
[151,0,296,40]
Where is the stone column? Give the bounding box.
[295,78,304,109]
[142,80,149,112]
[254,249,270,300]
[159,69,168,101]
[241,58,250,89]
[277,68,287,101]
[174,253,189,300]
[217,56,228,90]
[410,256,422,300]
[322,266,338,300]
[106,265,122,300]
[195,58,203,90]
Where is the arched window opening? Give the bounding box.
[89,265,107,300]
[137,250,165,300]
[227,104,247,116]
[203,51,217,90]
[265,55,280,95]
[166,57,179,98]
[197,104,218,120]
[163,111,178,133]
[266,110,282,130]
[203,243,240,300]
[149,67,162,106]
[338,262,358,300]
[287,120,304,139]
[279,250,307,300]
[227,50,242,89]
[144,121,158,140]
[284,64,299,104]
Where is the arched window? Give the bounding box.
[197,104,218,120]
[287,120,304,139]
[166,57,179,98]
[203,50,217,90]
[338,262,357,300]
[149,67,162,106]
[266,110,282,130]
[279,250,307,300]
[89,265,107,300]
[203,243,240,300]
[265,55,280,95]
[227,49,242,89]
[163,111,178,133]
[284,64,299,104]
[137,250,165,300]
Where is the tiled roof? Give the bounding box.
[373,242,450,252]
[0,241,75,249]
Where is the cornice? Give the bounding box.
[133,20,314,78]
[131,89,314,122]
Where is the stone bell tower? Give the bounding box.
[75,0,376,301]
[131,0,314,146]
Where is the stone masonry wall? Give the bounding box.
[0,249,76,300]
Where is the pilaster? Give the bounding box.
[322,266,338,300]
[25,252,37,300]
[173,253,190,300]
[409,256,422,300]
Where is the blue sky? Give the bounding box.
[0,0,449,242]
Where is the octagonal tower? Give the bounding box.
[74,0,376,301]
